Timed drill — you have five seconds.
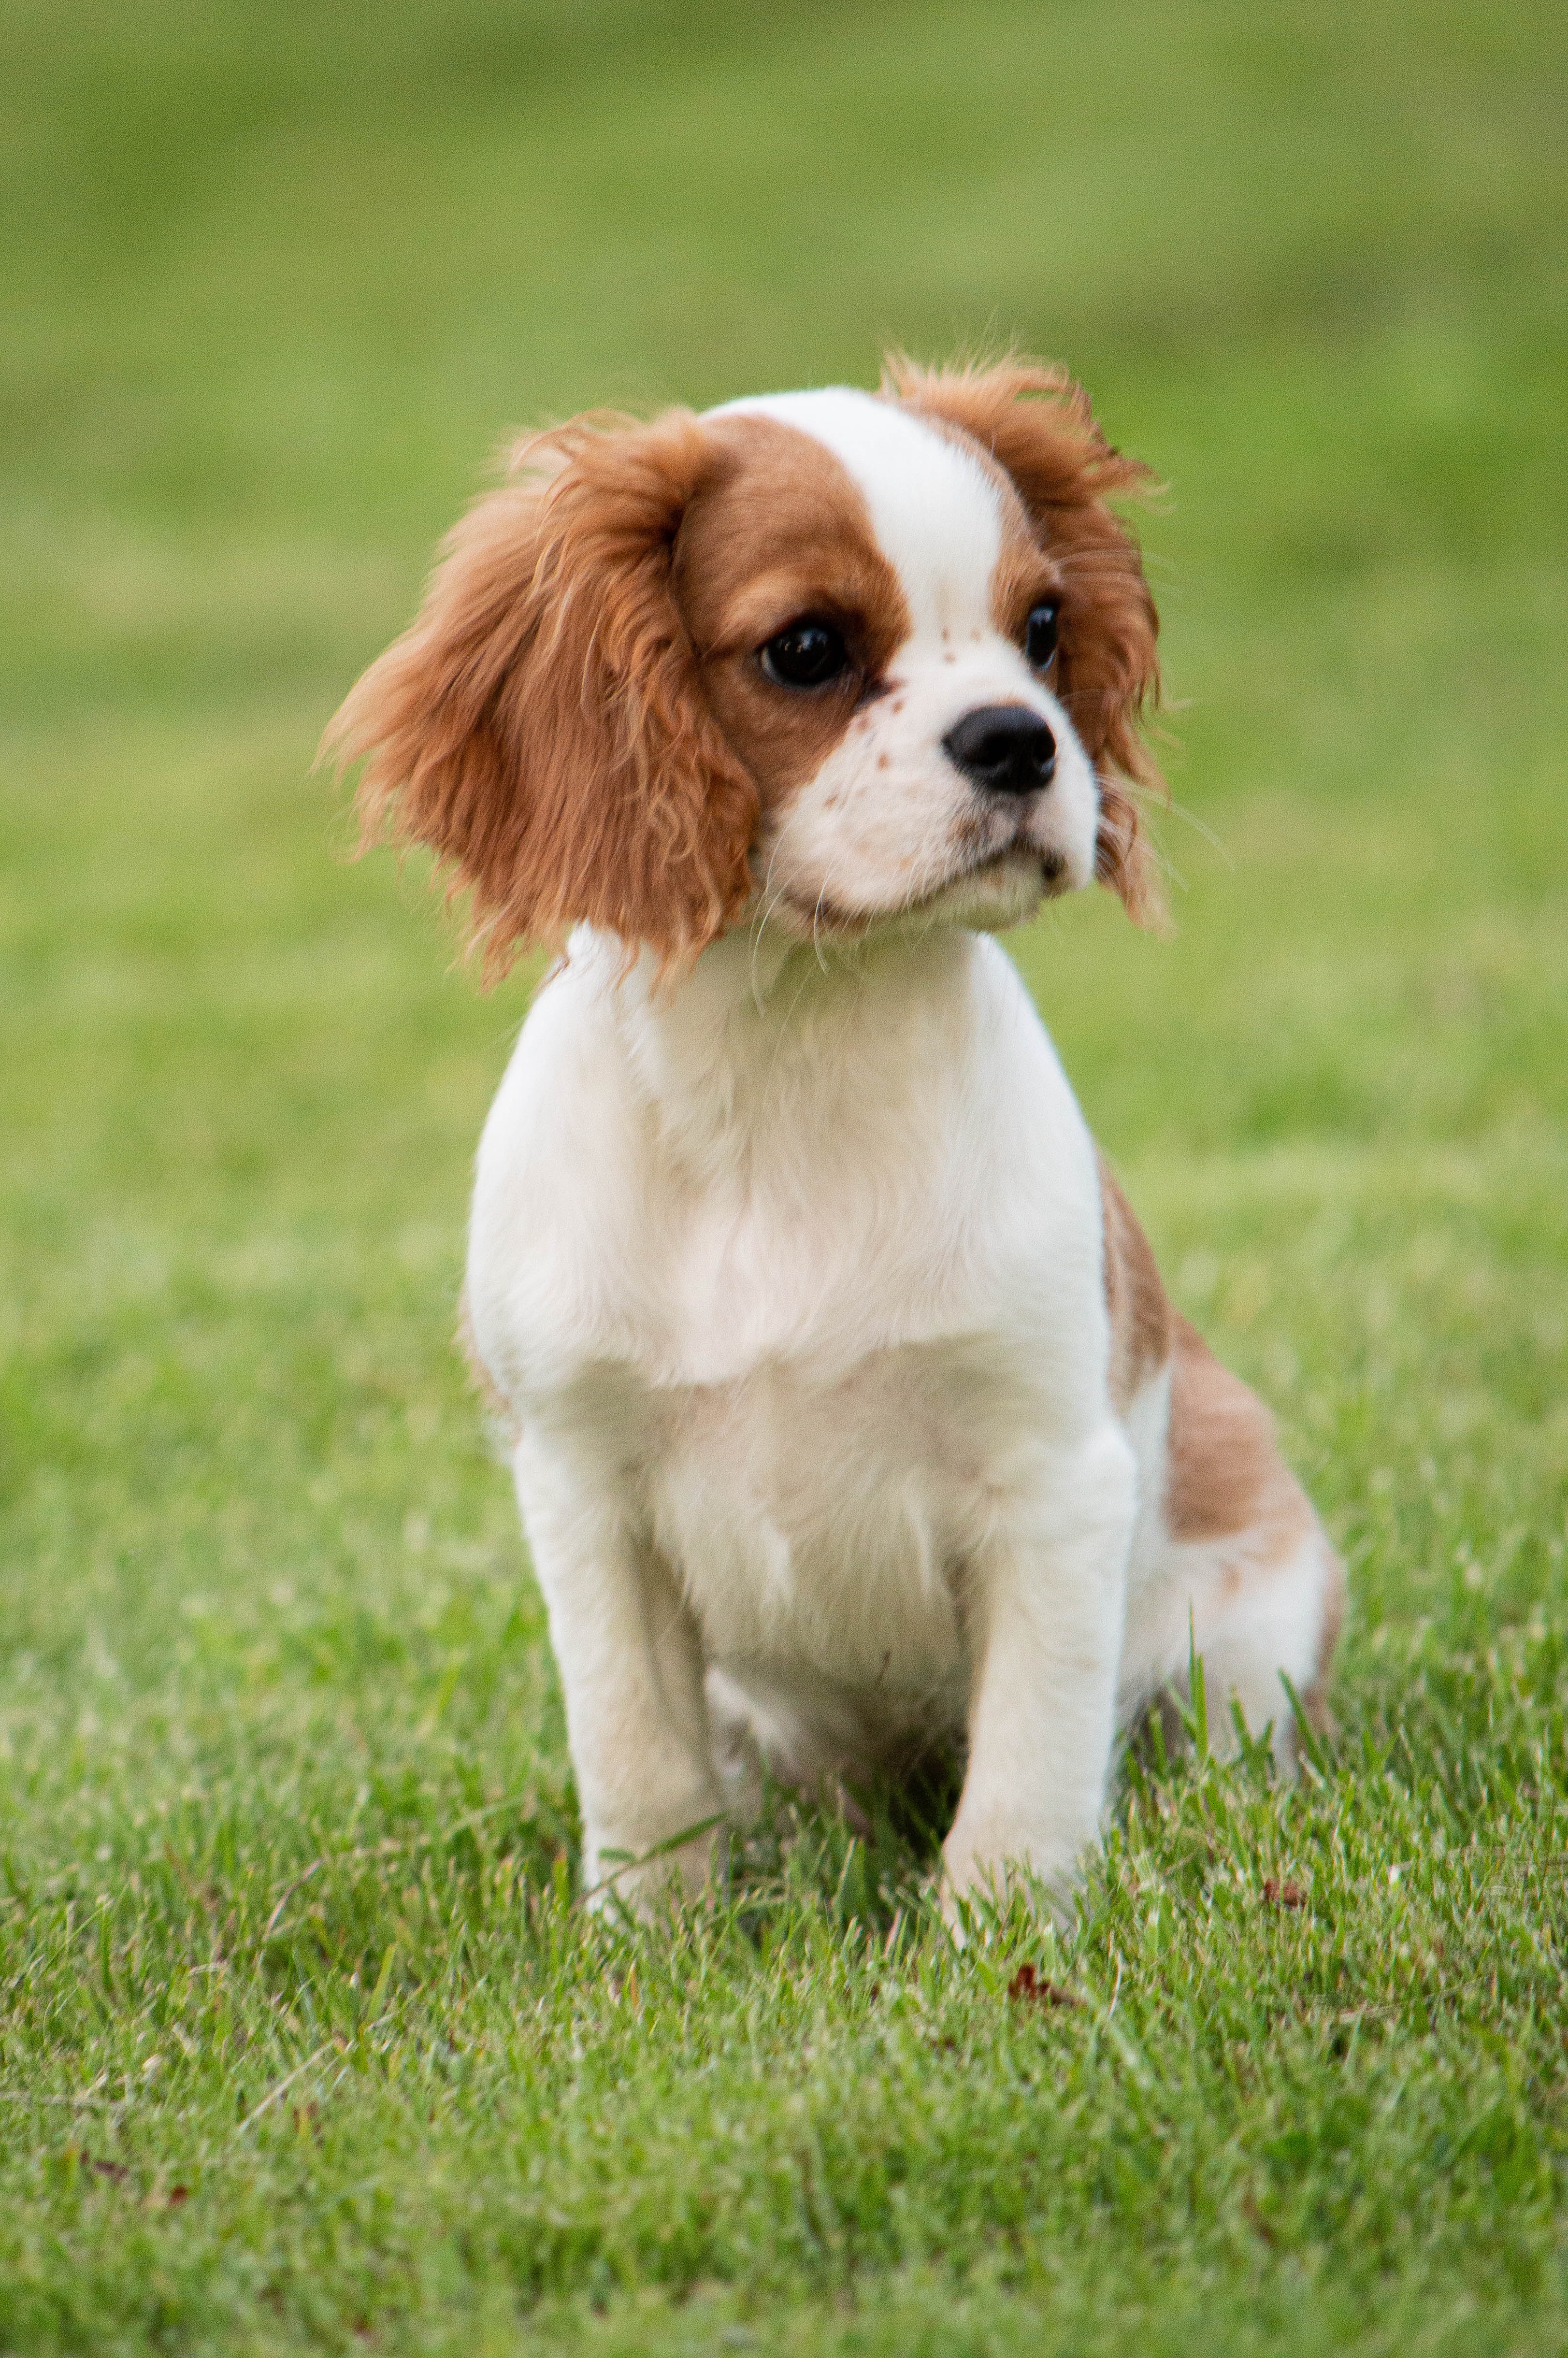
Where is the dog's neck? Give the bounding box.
[572,921,982,1182]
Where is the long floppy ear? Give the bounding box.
[323,409,759,976]
[884,355,1165,924]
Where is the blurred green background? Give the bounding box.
[1,1,1567,2347]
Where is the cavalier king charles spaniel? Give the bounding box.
[329,357,1343,1920]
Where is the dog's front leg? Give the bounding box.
[516,1432,722,1919]
[943,1427,1137,1922]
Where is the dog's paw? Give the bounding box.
[939,1821,1082,1934]
[581,1812,724,1923]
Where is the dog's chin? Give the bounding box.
[917,847,1070,933]
[768,848,1073,947]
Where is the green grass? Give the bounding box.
[2,0,1567,2348]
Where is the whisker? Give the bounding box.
[1161,798,1232,865]
[811,889,832,975]
[748,840,796,1007]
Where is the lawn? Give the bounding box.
[1,0,1566,2348]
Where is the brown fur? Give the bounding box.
[883,355,1165,923]
[1098,1159,1173,1413]
[324,409,761,977]
[1165,1314,1314,1551]
[987,532,1071,671]
[675,413,911,809]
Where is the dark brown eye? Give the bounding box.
[760,618,850,690]
[1025,601,1060,671]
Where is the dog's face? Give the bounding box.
[328,359,1162,972]
[682,392,1098,939]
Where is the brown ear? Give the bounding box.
[884,355,1165,924]
[323,409,759,977]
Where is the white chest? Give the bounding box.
[640,1333,1043,1727]
[470,930,1112,1749]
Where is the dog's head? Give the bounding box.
[327,357,1162,974]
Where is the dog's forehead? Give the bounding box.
[706,388,1003,635]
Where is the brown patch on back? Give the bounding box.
[1165,1314,1313,1549]
[882,355,1164,924]
[1099,1157,1172,1413]
[675,412,911,811]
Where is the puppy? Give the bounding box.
[329,357,1344,1919]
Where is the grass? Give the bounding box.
[1,0,1566,2347]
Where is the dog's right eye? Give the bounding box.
[760,618,850,690]
[1024,600,1060,671]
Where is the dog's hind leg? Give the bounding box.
[1120,1315,1344,1769]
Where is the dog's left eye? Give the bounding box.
[1024,601,1060,670]
[760,618,851,690]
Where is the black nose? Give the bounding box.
[942,704,1057,796]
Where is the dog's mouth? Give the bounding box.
[770,845,1069,940]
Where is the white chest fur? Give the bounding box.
[648,1336,1007,1736]
[467,924,1116,1777]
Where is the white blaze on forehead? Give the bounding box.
[706,387,1003,641]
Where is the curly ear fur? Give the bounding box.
[883,355,1165,923]
[323,410,760,977]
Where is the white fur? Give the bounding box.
[462,393,1328,1918]
[471,925,1135,1914]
